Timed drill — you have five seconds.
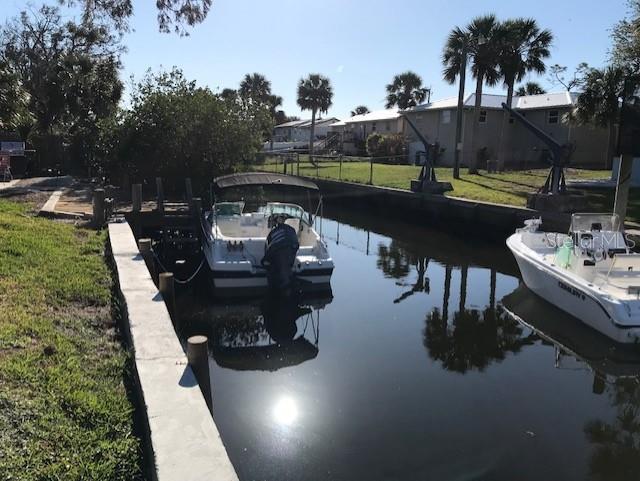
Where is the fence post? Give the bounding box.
[187,335,212,412]
[369,157,374,185]
[339,154,343,181]
[297,152,300,176]
[155,177,164,214]
[132,184,142,212]
[93,188,105,227]
[315,155,319,178]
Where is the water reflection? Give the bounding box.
[272,396,299,427]
[501,285,640,481]
[184,292,332,371]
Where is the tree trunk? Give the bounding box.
[453,53,467,180]
[468,74,484,174]
[606,119,616,170]
[497,82,514,172]
[309,108,317,166]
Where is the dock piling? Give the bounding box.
[138,238,157,284]
[93,188,105,227]
[132,184,142,212]
[155,177,165,214]
[159,272,175,319]
[187,335,212,412]
[185,178,193,207]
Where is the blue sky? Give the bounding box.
[4,0,628,119]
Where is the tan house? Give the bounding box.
[403,92,611,169]
[337,109,405,154]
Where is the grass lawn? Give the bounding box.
[0,199,143,480]
[259,157,609,206]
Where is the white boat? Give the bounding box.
[202,172,334,294]
[507,213,640,344]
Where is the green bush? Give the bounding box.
[366,133,406,163]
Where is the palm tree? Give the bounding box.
[515,81,546,96]
[385,71,428,109]
[573,66,627,169]
[443,26,471,179]
[350,105,370,117]
[297,73,333,163]
[466,14,503,174]
[496,18,553,171]
[239,72,272,105]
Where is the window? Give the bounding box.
[385,121,391,131]
[548,110,559,124]
[479,110,487,123]
[371,122,377,132]
[441,110,451,124]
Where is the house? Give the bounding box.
[339,109,404,154]
[271,117,340,143]
[402,92,610,169]
[0,130,27,177]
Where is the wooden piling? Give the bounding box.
[187,335,212,412]
[159,272,175,319]
[156,177,164,214]
[138,238,157,284]
[185,178,193,207]
[132,184,142,212]
[93,188,105,227]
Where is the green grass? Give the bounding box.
[0,200,143,480]
[260,157,640,223]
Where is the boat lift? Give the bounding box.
[501,102,574,195]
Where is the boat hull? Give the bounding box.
[209,266,333,296]
[507,235,640,344]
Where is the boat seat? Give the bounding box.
[607,254,640,276]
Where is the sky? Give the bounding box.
[3,0,630,119]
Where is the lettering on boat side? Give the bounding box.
[558,280,585,300]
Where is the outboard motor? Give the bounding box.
[263,216,299,291]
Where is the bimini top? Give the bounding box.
[213,172,319,191]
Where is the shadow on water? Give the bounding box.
[175,206,640,481]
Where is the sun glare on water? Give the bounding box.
[273,396,298,426]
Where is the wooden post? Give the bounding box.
[192,197,203,240]
[315,156,319,178]
[614,154,633,224]
[138,238,157,284]
[185,178,193,207]
[132,184,142,212]
[187,335,212,412]
[159,272,175,319]
[155,177,164,214]
[93,188,105,227]
[369,158,374,185]
[297,152,300,176]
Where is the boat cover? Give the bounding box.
[213,172,319,191]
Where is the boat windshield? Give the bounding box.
[261,202,309,223]
[570,213,621,232]
[214,201,245,216]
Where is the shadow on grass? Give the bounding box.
[457,176,530,201]
[475,173,542,190]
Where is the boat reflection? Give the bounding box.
[200,292,332,371]
[501,285,640,480]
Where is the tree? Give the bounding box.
[548,63,589,91]
[297,73,333,163]
[573,66,629,169]
[0,60,28,130]
[611,0,640,74]
[466,14,503,174]
[219,88,238,103]
[385,71,428,109]
[496,18,552,171]
[60,0,213,35]
[515,82,546,96]
[443,25,471,179]
[239,73,272,106]
[1,5,123,172]
[114,68,268,189]
[351,105,370,117]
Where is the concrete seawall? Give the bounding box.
[108,222,238,481]
[309,177,571,235]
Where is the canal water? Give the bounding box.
[177,207,640,481]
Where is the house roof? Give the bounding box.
[344,109,401,124]
[405,91,578,114]
[274,117,340,129]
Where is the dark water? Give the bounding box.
[177,207,640,481]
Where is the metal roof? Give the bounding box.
[213,172,319,191]
[405,92,577,113]
[344,109,401,124]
